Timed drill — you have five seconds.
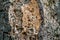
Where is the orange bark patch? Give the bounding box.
[21,0,41,32]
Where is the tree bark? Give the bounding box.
[0,0,60,40]
[39,0,60,40]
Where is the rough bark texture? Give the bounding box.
[8,0,41,40]
[39,0,60,40]
[0,0,60,40]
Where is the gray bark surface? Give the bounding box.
[0,0,60,40]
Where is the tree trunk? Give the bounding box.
[39,0,60,40]
[8,0,42,40]
[0,0,60,40]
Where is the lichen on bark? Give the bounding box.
[0,0,60,40]
[39,0,60,40]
